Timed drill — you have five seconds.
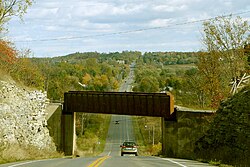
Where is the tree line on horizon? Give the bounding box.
[0,1,249,109]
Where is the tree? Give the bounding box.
[195,86,250,166]
[203,16,248,48]
[197,51,226,108]
[0,0,33,32]
[92,74,109,91]
[245,43,250,71]
[135,76,159,93]
[202,15,249,78]
[182,68,207,108]
[82,73,92,85]
[198,15,249,108]
[0,39,17,71]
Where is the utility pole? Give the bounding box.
[152,125,154,146]
[145,124,155,145]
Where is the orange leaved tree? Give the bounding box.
[0,39,17,72]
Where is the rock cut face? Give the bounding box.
[0,80,55,150]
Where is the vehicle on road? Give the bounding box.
[120,141,138,156]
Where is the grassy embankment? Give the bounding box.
[0,145,62,164]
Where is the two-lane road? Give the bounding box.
[100,115,135,157]
[0,114,216,167]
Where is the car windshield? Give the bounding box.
[123,142,136,146]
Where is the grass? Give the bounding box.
[209,160,234,167]
[196,159,234,167]
[166,64,196,69]
[165,64,196,74]
[0,144,62,164]
[0,70,15,85]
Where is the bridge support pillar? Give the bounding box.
[62,112,76,156]
[162,108,178,157]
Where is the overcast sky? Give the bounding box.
[6,0,250,57]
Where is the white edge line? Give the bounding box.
[162,158,187,167]
[8,159,52,167]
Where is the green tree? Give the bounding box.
[182,68,207,108]
[0,0,33,32]
[134,76,159,93]
[195,86,250,166]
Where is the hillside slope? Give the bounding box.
[195,86,250,166]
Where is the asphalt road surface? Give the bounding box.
[0,115,216,167]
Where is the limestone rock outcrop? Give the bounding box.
[0,80,55,150]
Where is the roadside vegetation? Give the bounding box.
[133,116,162,156]
[0,144,62,164]
[195,85,250,166]
[131,15,249,167]
[75,114,111,156]
[0,1,249,166]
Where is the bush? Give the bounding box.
[195,86,250,167]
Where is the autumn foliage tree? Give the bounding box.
[0,1,43,88]
[197,15,249,108]
[0,40,44,89]
[0,39,17,71]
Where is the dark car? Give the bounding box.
[120,141,138,156]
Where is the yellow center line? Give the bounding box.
[87,156,111,167]
[95,156,111,167]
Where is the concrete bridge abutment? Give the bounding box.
[161,108,214,158]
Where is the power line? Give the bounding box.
[14,10,250,43]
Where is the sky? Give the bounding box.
[5,0,250,57]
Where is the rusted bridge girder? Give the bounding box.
[62,91,175,155]
[63,91,175,119]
